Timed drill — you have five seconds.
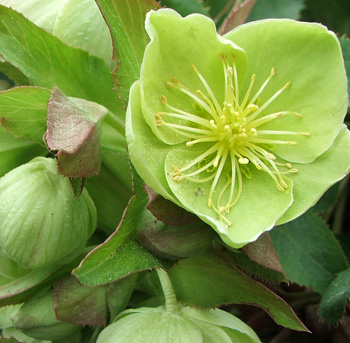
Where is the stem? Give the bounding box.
[156,269,180,313]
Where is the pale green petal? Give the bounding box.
[277,125,350,224]
[97,311,203,343]
[0,0,113,68]
[141,9,247,144]
[224,19,347,163]
[0,0,63,32]
[165,149,293,247]
[183,308,261,342]
[126,81,180,204]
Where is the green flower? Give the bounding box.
[126,9,350,248]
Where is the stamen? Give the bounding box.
[248,111,302,128]
[257,130,311,137]
[208,148,229,208]
[246,81,291,123]
[178,142,222,174]
[248,67,275,106]
[157,110,213,129]
[191,64,222,115]
[240,74,256,109]
[162,56,302,225]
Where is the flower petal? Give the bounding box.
[165,149,293,247]
[141,9,247,145]
[126,81,179,203]
[277,125,350,224]
[224,19,348,163]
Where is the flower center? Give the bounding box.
[156,54,309,227]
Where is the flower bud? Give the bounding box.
[12,291,81,341]
[137,208,214,260]
[96,305,261,343]
[0,157,96,269]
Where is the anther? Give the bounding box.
[238,158,249,164]
[160,95,167,104]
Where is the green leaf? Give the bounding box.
[0,266,55,306]
[0,5,123,116]
[160,0,209,16]
[247,0,304,21]
[300,0,350,36]
[340,38,350,101]
[53,276,108,326]
[169,249,307,331]
[73,190,170,286]
[0,127,47,177]
[95,0,160,103]
[84,162,132,235]
[46,87,108,178]
[319,268,350,323]
[0,86,50,144]
[0,338,21,343]
[0,61,29,85]
[270,212,349,294]
[75,239,169,287]
[226,232,288,283]
[107,273,139,321]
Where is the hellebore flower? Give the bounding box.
[126,9,350,248]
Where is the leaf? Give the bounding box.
[53,276,108,326]
[300,0,350,36]
[340,38,350,100]
[319,268,350,324]
[0,248,92,307]
[169,249,308,331]
[227,249,288,284]
[0,61,29,85]
[95,0,160,103]
[160,0,209,16]
[218,0,257,34]
[73,192,169,286]
[0,86,50,144]
[241,232,288,281]
[46,87,108,178]
[270,212,349,294]
[107,273,139,321]
[247,0,304,21]
[75,239,169,287]
[0,338,21,343]
[0,127,47,177]
[0,266,55,307]
[0,5,123,116]
[84,162,132,234]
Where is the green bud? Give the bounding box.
[0,250,29,283]
[12,291,81,341]
[137,208,214,259]
[0,157,96,269]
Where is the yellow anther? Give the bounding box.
[160,95,167,104]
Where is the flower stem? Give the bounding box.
[156,269,180,313]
